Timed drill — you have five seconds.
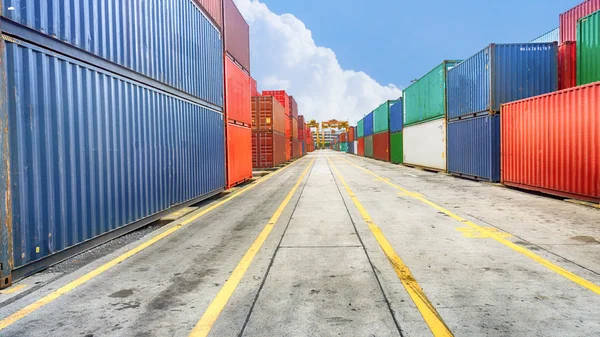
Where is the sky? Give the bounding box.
[233,0,582,125]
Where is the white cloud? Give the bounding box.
[234,0,402,125]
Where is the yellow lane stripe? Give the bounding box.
[326,157,453,337]
[188,158,315,337]
[0,158,305,331]
[0,284,26,295]
[338,155,600,296]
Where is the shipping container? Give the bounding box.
[251,78,260,97]
[577,10,600,85]
[501,82,600,203]
[447,43,558,120]
[194,0,224,30]
[373,100,399,133]
[1,0,224,107]
[559,42,578,90]
[560,0,600,43]
[293,139,301,159]
[263,90,290,116]
[298,116,306,141]
[403,118,447,171]
[390,131,403,164]
[226,123,253,189]
[289,96,299,118]
[224,0,251,73]
[530,28,560,43]
[358,138,365,156]
[349,141,356,154]
[364,112,374,136]
[5,39,226,270]
[252,131,287,168]
[291,117,299,139]
[252,96,286,134]
[349,127,356,142]
[340,142,348,153]
[365,135,374,158]
[357,120,365,138]
[447,115,501,182]
[404,61,460,126]
[340,133,348,142]
[373,132,391,162]
[389,98,404,133]
[225,56,251,125]
[301,141,305,156]
[286,139,292,161]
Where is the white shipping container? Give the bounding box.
[353,141,358,155]
[403,118,447,170]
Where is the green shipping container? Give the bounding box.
[390,131,403,164]
[365,135,374,158]
[578,10,600,85]
[340,142,348,152]
[373,100,400,133]
[357,119,364,138]
[403,60,461,126]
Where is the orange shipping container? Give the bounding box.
[263,90,290,116]
[286,139,292,161]
[253,131,287,168]
[289,96,299,118]
[501,82,600,203]
[193,0,223,31]
[348,127,356,142]
[225,56,251,125]
[226,123,252,188]
[291,117,298,139]
[252,96,286,134]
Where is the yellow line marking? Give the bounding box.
[338,155,600,296]
[188,158,315,337]
[0,159,306,331]
[326,157,453,337]
[0,284,26,295]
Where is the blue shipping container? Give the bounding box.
[5,38,225,268]
[447,115,501,182]
[389,98,404,133]
[347,141,355,154]
[447,43,558,120]
[2,0,224,107]
[364,112,374,136]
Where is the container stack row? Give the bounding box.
[341,0,599,205]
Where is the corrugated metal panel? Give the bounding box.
[6,40,225,268]
[226,123,252,189]
[447,115,501,182]
[251,96,285,134]
[373,131,390,162]
[298,116,306,141]
[225,55,251,125]
[390,131,403,164]
[403,118,447,171]
[194,0,224,31]
[291,117,299,139]
[224,0,250,73]
[559,42,578,90]
[357,120,364,138]
[348,127,356,142]
[2,0,224,106]
[374,101,398,133]
[340,142,348,152]
[252,131,286,168]
[251,78,260,96]
[289,96,299,119]
[404,61,460,126]
[365,135,374,158]
[389,98,404,133]
[447,44,558,120]
[501,82,600,202]
[577,10,600,85]
[530,28,559,43]
[358,138,365,156]
[364,113,374,136]
[263,91,290,116]
[560,0,600,43]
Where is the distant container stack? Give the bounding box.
[447,43,558,182]
[348,127,356,154]
[290,96,300,159]
[252,97,287,168]
[389,99,404,164]
[364,112,374,158]
[373,101,399,162]
[403,61,459,171]
[357,120,365,156]
[262,90,291,161]
[298,115,306,156]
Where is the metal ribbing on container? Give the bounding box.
[560,0,600,43]
[577,10,600,85]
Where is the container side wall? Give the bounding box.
[403,118,447,171]
[357,120,364,138]
[224,0,251,73]
[559,42,578,90]
[365,135,374,158]
[226,124,252,188]
[373,102,391,133]
[225,56,251,125]
[577,10,600,85]
[501,82,600,202]
[358,138,365,156]
[194,0,224,30]
[373,131,390,162]
[448,48,491,119]
[251,96,285,134]
[364,113,374,137]
[390,131,403,164]
[447,115,501,182]
[389,98,404,133]
[6,41,225,268]
[560,0,600,43]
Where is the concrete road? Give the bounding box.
[0,150,599,336]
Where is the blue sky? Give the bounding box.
[259,0,581,88]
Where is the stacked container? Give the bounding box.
[447,43,558,182]
[262,90,291,161]
[559,42,578,89]
[357,120,365,156]
[403,61,459,171]
[560,0,600,43]
[501,82,600,203]
[373,101,399,162]
[364,113,374,158]
[298,116,306,156]
[0,0,228,282]
[348,127,356,154]
[389,99,404,164]
[577,10,600,85]
[252,97,287,168]
[290,96,300,159]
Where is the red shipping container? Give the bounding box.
[373,131,390,162]
[262,90,290,116]
[358,138,365,156]
[251,77,260,97]
[501,82,600,203]
[289,96,299,118]
[286,139,292,161]
[340,132,347,142]
[224,0,250,73]
[348,127,355,142]
[560,0,600,43]
[558,42,577,90]
[226,123,252,188]
[293,139,300,158]
[298,116,306,141]
[252,96,286,134]
[252,131,287,168]
[291,117,298,139]
[225,56,251,125]
[194,0,223,31]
